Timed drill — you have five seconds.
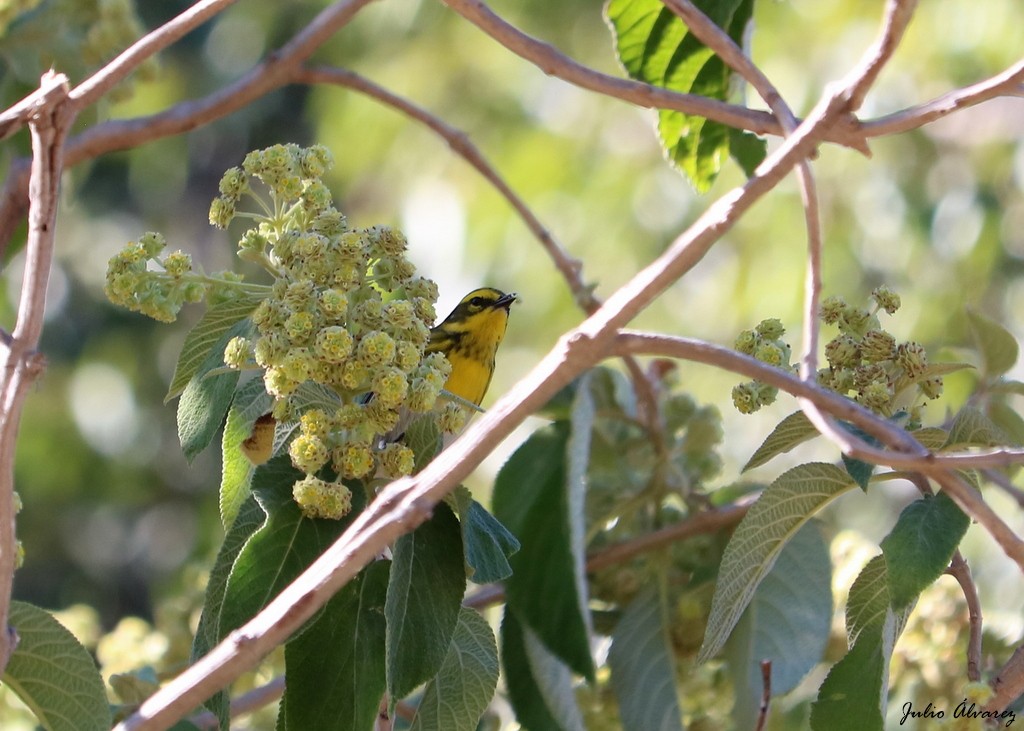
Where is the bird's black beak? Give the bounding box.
[494,292,517,311]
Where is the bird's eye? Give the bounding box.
[469,297,486,308]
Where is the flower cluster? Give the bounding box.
[107,144,452,519]
[731,318,793,414]
[817,287,941,420]
[104,232,242,323]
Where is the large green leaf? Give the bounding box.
[493,422,594,680]
[966,308,1019,378]
[217,458,360,640]
[385,503,466,705]
[606,0,763,192]
[726,521,832,729]
[452,487,520,584]
[943,406,1006,449]
[166,293,263,401]
[501,609,581,731]
[608,589,683,731]
[191,493,265,728]
[2,601,112,731]
[410,608,500,731]
[809,631,887,731]
[220,377,273,529]
[177,317,252,462]
[880,492,969,611]
[699,463,856,662]
[281,561,390,731]
[743,411,817,472]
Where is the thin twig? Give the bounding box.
[947,550,982,683]
[295,66,594,313]
[0,71,72,673]
[754,659,772,731]
[188,676,285,729]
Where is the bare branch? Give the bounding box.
[947,550,982,682]
[988,644,1024,714]
[0,70,72,672]
[295,66,595,312]
[754,659,773,731]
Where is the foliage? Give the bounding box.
[2,0,1024,729]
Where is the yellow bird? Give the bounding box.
[427,287,517,407]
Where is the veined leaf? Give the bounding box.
[943,406,1006,449]
[385,503,466,706]
[523,620,587,731]
[909,427,948,451]
[699,463,856,662]
[743,410,817,472]
[966,308,1019,378]
[177,317,252,462]
[3,601,112,731]
[494,423,594,680]
[410,608,500,731]
[606,0,762,192]
[880,492,969,611]
[282,561,389,731]
[727,521,832,730]
[608,589,683,731]
[166,293,263,401]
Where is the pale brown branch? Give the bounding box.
[188,676,284,729]
[947,550,982,683]
[295,66,595,313]
[0,71,72,673]
[754,659,772,731]
[987,644,1024,715]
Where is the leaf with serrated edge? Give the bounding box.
[727,522,831,729]
[3,601,112,731]
[386,503,466,706]
[166,293,263,401]
[410,608,499,731]
[967,308,1019,378]
[453,487,520,584]
[743,410,817,472]
[609,589,683,731]
[501,610,573,731]
[810,629,886,731]
[699,463,856,663]
[881,492,969,611]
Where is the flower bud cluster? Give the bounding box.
[106,144,453,517]
[731,319,793,414]
[817,288,940,419]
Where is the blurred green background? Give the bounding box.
[1,0,1023,726]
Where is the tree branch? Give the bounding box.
[947,550,982,683]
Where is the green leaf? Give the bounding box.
[386,503,466,705]
[880,492,969,611]
[967,308,1019,378]
[909,427,948,450]
[191,493,265,727]
[605,0,755,192]
[699,463,856,663]
[501,609,579,731]
[282,561,389,731]
[405,414,442,472]
[494,423,594,680]
[743,410,817,472]
[809,631,886,731]
[608,589,683,731]
[846,555,886,645]
[837,422,877,491]
[943,406,1006,449]
[913,361,975,380]
[989,379,1024,397]
[220,378,273,529]
[218,458,360,640]
[452,487,520,584]
[726,521,832,730]
[728,126,767,177]
[988,400,1024,446]
[2,601,112,731]
[166,293,263,401]
[410,607,500,731]
[177,317,251,462]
